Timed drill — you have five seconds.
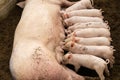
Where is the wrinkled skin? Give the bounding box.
[9,0,85,80]
[67,28,110,38]
[64,16,104,26]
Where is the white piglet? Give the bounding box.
[68,22,109,31]
[64,16,104,26]
[64,42,115,68]
[65,0,94,12]
[62,53,110,80]
[67,28,110,38]
[64,9,103,19]
[65,37,111,46]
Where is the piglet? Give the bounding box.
[64,42,115,68]
[62,53,110,80]
[67,22,109,31]
[63,9,103,19]
[64,16,104,26]
[67,28,110,38]
[65,37,111,46]
[65,0,94,12]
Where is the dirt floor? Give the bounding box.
[0,0,120,80]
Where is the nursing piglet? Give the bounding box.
[62,53,110,80]
[68,22,109,31]
[65,37,111,46]
[64,16,104,26]
[63,9,103,19]
[64,42,115,68]
[65,0,94,12]
[67,28,110,38]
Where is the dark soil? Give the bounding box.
[0,0,120,80]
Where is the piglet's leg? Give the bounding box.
[74,64,80,72]
[95,66,105,80]
[104,65,110,76]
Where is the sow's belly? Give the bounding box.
[10,39,60,79]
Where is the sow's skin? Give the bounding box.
[9,0,84,80]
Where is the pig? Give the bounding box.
[65,36,111,46]
[65,0,94,12]
[67,28,110,38]
[64,16,104,26]
[67,22,109,31]
[64,42,115,68]
[62,9,103,19]
[0,0,16,21]
[10,0,85,80]
[62,53,110,80]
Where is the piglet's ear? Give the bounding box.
[68,54,72,59]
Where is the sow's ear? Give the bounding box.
[17,1,26,8]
